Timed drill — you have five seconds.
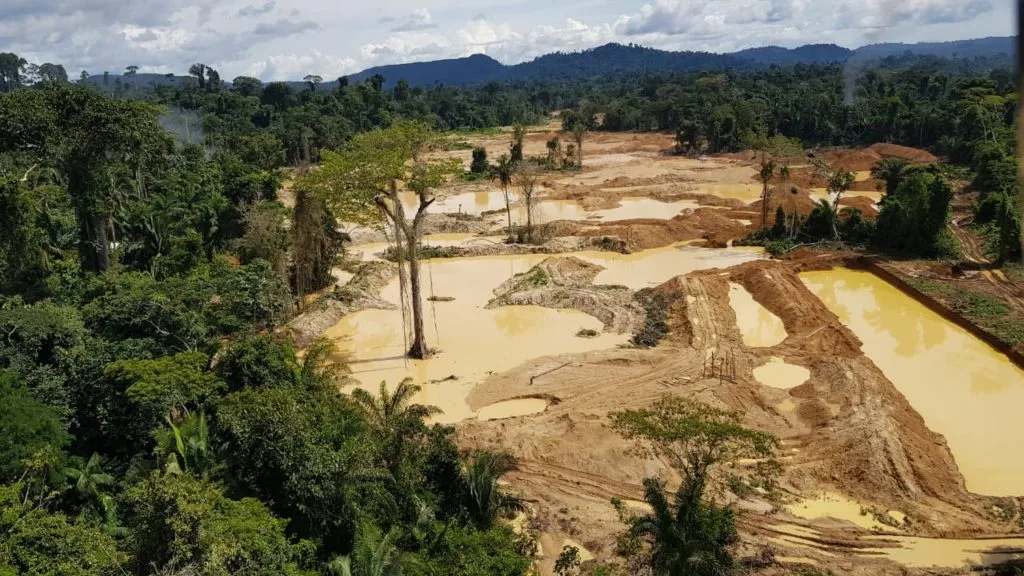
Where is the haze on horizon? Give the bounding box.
[1,0,1014,82]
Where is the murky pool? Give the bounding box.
[801,269,1024,496]
[477,398,549,421]
[728,282,787,347]
[786,493,901,531]
[401,190,698,223]
[753,357,810,389]
[327,245,765,422]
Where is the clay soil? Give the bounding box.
[326,127,1024,575]
[459,252,1016,575]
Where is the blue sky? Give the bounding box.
[0,0,1015,81]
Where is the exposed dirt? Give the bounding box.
[320,130,1024,574]
[286,261,396,347]
[459,253,1015,575]
[486,257,645,335]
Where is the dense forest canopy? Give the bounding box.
[0,41,1019,575]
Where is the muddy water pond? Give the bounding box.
[400,190,698,222]
[476,398,549,421]
[327,246,765,422]
[802,269,1024,496]
[753,357,810,389]
[728,282,787,347]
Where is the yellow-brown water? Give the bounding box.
[327,246,765,422]
[864,535,1024,568]
[786,493,901,532]
[728,282,787,347]
[801,269,1024,496]
[401,190,698,222]
[753,357,810,389]
[477,398,549,421]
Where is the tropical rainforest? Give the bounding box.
[0,43,1019,575]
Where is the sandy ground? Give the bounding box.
[458,253,1019,575]
[314,128,1024,575]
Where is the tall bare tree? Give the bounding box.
[513,160,541,243]
[494,154,516,242]
[305,122,459,359]
[570,122,586,168]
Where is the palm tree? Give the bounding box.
[65,453,116,518]
[351,379,440,475]
[870,157,910,202]
[827,169,856,240]
[494,154,516,242]
[460,450,524,527]
[157,411,214,477]
[758,157,777,233]
[626,476,736,576]
[295,337,350,391]
[510,124,525,164]
[327,522,409,576]
[571,123,587,168]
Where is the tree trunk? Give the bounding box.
[503,186,514,242]
[525,195,533,243]
[93,213,110,272]
[407,253,428,359]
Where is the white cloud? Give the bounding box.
[247,49,358,80]
[0,0,1008,80]
[392,8,438,32]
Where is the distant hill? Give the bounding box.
[505,43,751,80]
[80,36,1016,91]
[733,44,854,65]
[850,36,1016,61]
[347,54,505,88]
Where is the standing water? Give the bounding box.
[802,269,1024,496]
[327,245,765,422]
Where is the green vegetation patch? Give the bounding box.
[631,288,681,348]
[908,278,1024,346]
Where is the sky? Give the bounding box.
[0,0,1015,81]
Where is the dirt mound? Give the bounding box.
[838,195,879,216]
[287,261,396,347]
[486,257,645,334]
[419,213,493,235]
[868,143,938,163]
[460,257,1002,574]
[558,207,750,252]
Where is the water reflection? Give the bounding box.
[802,269,1024,496]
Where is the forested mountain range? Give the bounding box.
[80,36,1016,90]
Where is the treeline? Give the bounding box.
[0,82,534,574]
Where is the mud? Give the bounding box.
[286,261,397,347]
[486,257,645,335]
[459,257,1012,575]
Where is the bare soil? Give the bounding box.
[459,253,1016,575]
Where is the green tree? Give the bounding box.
[63,452,116,520]
[459,450,524,528]
[0,83,167,271]
[757,157,776,233]
[215,384,383,554]
[826,169,855,240]
[123,473,313,575]
[570,122,587,168]
[327,522,409,576]
[0,373,70,485]
[610,396,776,575]
[155,410,216,477]
[509,124,525,164]
[312,121,459,359]
[352,378,440,476]
[494,154,517,241]
[470,147,490,175]
[0,483,128,576]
